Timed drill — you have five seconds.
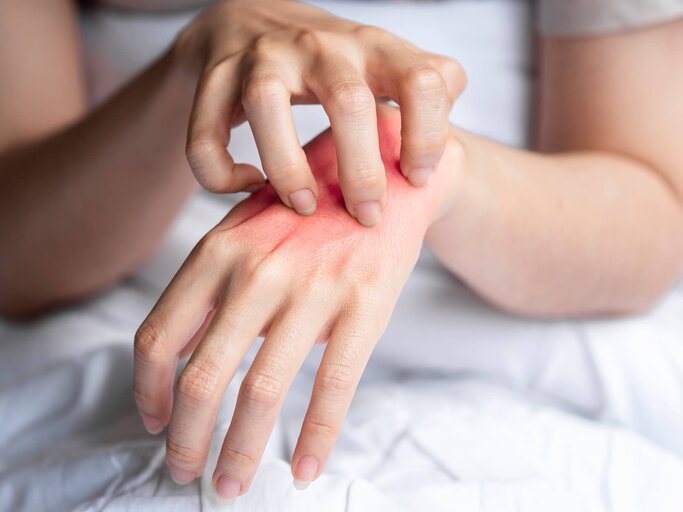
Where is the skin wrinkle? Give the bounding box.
[146,107,444,497]
[3,0,683,500]
[228,112,434,283]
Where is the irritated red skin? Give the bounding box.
[223,108,437,275]
[151,108,454,493]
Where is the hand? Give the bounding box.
[133,106,461,500]
[176,0,466,226]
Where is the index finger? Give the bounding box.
[186,60,265,193]
[242,62,320,216]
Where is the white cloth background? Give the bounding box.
[1,1,682,511]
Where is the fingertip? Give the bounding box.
[293,479,310,491]
[214,474,242,501]
[140,414,165,435]
[353,201,381,227]
[292,454,319,490]
[288,188,317,215]
[407,166,433,187]
[169,467,197,486]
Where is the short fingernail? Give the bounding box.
[169,467,196,485]
[140,414,163,434]
[354,201,380,227]
[215,475,241,501]
[408,167,433,186]
[289,188,317,215]
[293,455,319,490]
[245,181,266,193]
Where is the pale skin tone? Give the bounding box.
[1,0,682,503]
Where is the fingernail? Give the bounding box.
[408,167,433,186]
[289,189,317,215]
[141,414,163,434]
[216,495,235,506]
[245,181,266,193]
[215,475,241,501]
[293,455,319,490]
[169,467,196,485]
[354,201,380,227]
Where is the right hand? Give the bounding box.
[176,0,466,226]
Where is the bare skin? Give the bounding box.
[134,107,451,496]
[0,1,199,316]
[425,19,683,316]
[1,0,682,502]
[0,0,462,316]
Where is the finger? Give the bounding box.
[366,39,455,186]
[291,300,384,489]
[179,306,216,359]
[306,57,386,227]
[212,295,334,501]
[187,60,265,193]
[164,263,287,485]
[133,232,231,435]
[242,62,319,216]
[426,53,468,105]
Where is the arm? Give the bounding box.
[0,0,464,317]
[426,18,683,317]
[0,0,199,317]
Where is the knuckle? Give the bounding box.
[240,370,283,409]
[441,57,468,96]
[402,128,449,158]
[221,444,258,467]
[166,437,203,467]
[347,284,384,316]
[195,229,231,261]
[403,65,447,99]
[185,139,214,169]
[242,256,290,292]
[176,359,222,405]
[304,417,339,440]
[242,75,288,111]
[353,24,389,42]
[294,28,326,53]
[131,380,156,410]
[405,136,447,157]
[185,141,226,192]
[134,319,167,364]
[328,82,375,119]
[251,34,279,59]
[343,166,385,190]
[317,362,355,396]
[265,155,307,181]
[445,57,466,82]
[443,129,466,166]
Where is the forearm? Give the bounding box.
[426,128,683,318]
[0,48,199,316]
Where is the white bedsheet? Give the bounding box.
[2,1,683,510]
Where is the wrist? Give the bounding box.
[425,125,471,227]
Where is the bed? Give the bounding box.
[1,1,682,510]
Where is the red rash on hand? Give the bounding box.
[135,107,456,495]
[224,109,437,274]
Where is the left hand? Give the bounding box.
[132,107,457,500]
